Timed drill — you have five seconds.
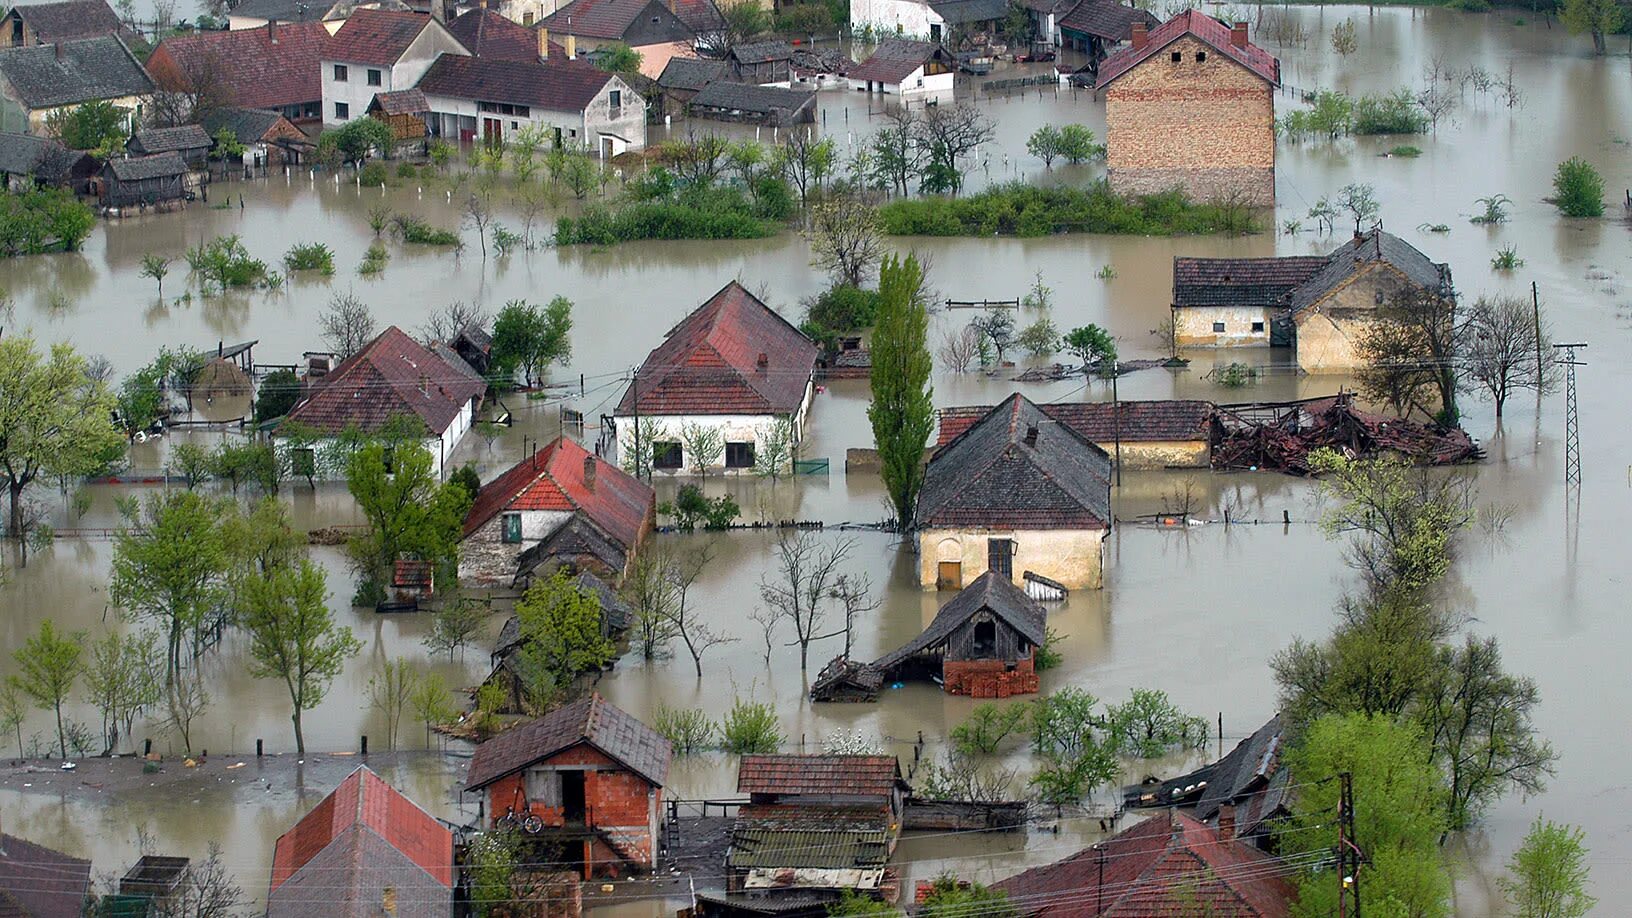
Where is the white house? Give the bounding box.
[847,38,955,99]
[614,281,819,475]
[274,326,487,480]
[319,9,467,126]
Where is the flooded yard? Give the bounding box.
[0,3,1629,913]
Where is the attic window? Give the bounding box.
[1195,51,1206,62]
[1213,321,1226,333]
[1169,51,1181,62]
[502,513,522,543]
[1374,290,1386,305]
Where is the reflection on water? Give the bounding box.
[0,5,1629,913]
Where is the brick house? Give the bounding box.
[614,281,819,476]
[936,399,1216,470]
[463,693,671,876]
[147,21,334,124]
[916,394,1112,591]
[266,765,454,918]
[873,570,1047,698]
[1096,11,1279,206]
[459,435,655,587]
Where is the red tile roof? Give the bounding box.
[616,281,817,417]
[269,766,453,893]
[281,325,487,437]
[540,0,723,39]
[937,400,1214,446]
[328,10,449,67]
[462,436,654,547]
[465,692,671,789]
[737,754,904,797]
[995,812,1293,918]
[848,38,951,85]
[0,832,91,918]
[417,54,615,113]
[1096,10,1278,89]
[148,21,332,111]
[447,7,562,61]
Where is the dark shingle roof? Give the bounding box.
[1124,715,1285,817]
[737,754,904,797]
[280,325,488,437]
[1097,9,1279,89]
[148,21,332,111]
[495,571,630,656]
[327,10,442,67]
[917,394,1113,531]
[729,39,792,63]
[937,400,1214,446]
[201,107,293,142]
[538,0,720,41]
[0,832,91,918]
[465,693,671,789]
[127,124,211,155]
[104,151,186,180]
[1283,228,1452,318]
[848,38,949,85]
[727,805,892,870]
[5,0,123,42]
[229,0,343,22]
[657,56,728,91]
[873,570,1046,671]
[0,132,85,181]
[616,280,818,416]
[417,54,615,113]
[514,516,631,583]
[928,0,1008,24]
[1056,0,1157,40]
[1172,255,1328,309]
[690,80,813,115]
[368,87,428,114]
[0,35,153,108]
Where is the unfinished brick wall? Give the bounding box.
[1105,36,1275,206]
[943,658,1040,698]
[484,745,658,872]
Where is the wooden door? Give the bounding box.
[937,561,962,591]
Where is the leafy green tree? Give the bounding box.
[81,630,161,755]
[467,829,520,918]
[721,696,783,753]
[318,117,394,166]
[345,437,471,606]
[1500,816,1595,918]
[868,253,934,526]
[1061,324,1116,382]
[409,671,456,746]
[1551,157,1605,217]
[1016,318,1059,358]
[254,368,302,423]
[1028,687,1117,805]
[950,702,1029,757]
[774,132,836,206]
[511,569,616,711]
[1307,449,1474,594]
[210,127,246,160]
[659,484,740,531]
[241,559,361,755]
[45,100,127,155]
[110,490,232,682]
[1560,0,1623,54]
[140,254,172,297]
[490,297,573,387]
[0,683,24,758]
[0,336,123,562]
[1104,689,1209,758]
[918,876,1016,918]
[1280,713,1451,918]
[11,621,85,758]
[424,595,488,659]
[1026,125,1064,167]
[828,892,900,917]
[1056,124,1103,164]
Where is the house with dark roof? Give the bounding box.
[0,35,153,135]
[1097,11,1279,206]
[464,692,671,875]
[97,152,188,210]
[849,0,991,48]
[147,21,333,123]
[127,124,212,168]
[414,51,646,154]
[274,325,488,479]
[994,810,1294,918]
[227,0,348,30]
[0,829,91,918]
[459,434,655,586]
[655,55,728,112]
[320,10,468,126]
[447,6,557,60]
[847,38,954,98]
[722,754,908,902]
[538,0,723,79]
[615,281,819,476]
[1171,254,1329,348]
[936,399,1217,469]
[1055,0,1156,62]
[874,569,1048,697]
[0,0,123,48]
[0,131,92,191]
[201,107,311,168]
[688,80,814,126]
[916,394,1112,591]
[266,765,454,918]
[727,39,793,84]
[1123,715,1290,850]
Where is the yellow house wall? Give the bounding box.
[918,528,1106,590]
[1172,304,1273,347]
[26,94,144,134]
[1292,262,1420,373]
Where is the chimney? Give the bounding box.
[756,352,768,371]
[267,19,277,42]
[566,34,576,59]
[1023,425,1038,446]
[1130,21,1147,51]
[1218,804,1236,840]
[52,41,60,60]
[538,27,549,61]
[1230,22,1247,48]
[583,454,597,491]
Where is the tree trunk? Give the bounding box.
[293,709,305,757]
[8,480,25,568]
[54,701,66,758]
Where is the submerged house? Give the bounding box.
[266,765,454,918]
[0,132,92,191]
[127,124,212,169]
[201,107,311,168]
[97,152,188,211]
[414,51,647,155]
[1123,715,1290,850]
[1055,0,1156,65]
[1097,11,1279,206]
[872,570,1047,699]
[847,38,955,98]
[0,829,91,918]
[463,692,671,876]
[916,394,1112,591]
[1171,255,1328,349]
[936,399,1216,470]
[688,81,815,126]
[726,40,794,84]
[615,281,819,476]
[320,9,468,126]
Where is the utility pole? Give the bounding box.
[1530,282,1544,389]
[1553,343,1586,490]
[630,364,642,482]
[1337,771,1362,918]
[1110,362,1122,488]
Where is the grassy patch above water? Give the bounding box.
[877,181,1260,238]
[553,176,789,246]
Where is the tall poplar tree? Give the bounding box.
[867,253,934,527]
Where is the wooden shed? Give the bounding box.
[874,570,1046,698]
[367,88,429,143]
[687,81,816,126]
[96,152,188,211]
[127,124,213,169]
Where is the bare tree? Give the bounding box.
[160,672,208,757]
[147,51,234,128]
[749,606,779,666]
[318,290,376,359]
[622,550,680,660]
[1460,294,1552,420]
[760,531,853,670]
[464,193,494,259]
[917,102,995,195]
[659,132,731,187]
[829,573,879,659]
[663,543,734,676]
[868,105,922,198]
[776,130,837,207]
[806,198,883,288]
[419,301,489,347]
[154,842,245,918]
[938,326,980,373]
[1357,286,1461,422]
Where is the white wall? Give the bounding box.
[849,64,954,99]
[421,75,647,155]
[321,22,468,126]
[849,0,941,40]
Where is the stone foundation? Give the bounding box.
[943,659,1039,698]
[1108,166,1275,207]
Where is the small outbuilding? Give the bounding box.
[688,81,816,126]
[1171,254,1328,348]
[936,399,1217,469]
[1055,0,1156,63]
[126,124,213,169]
[848,38,955,98]
[0,131,92,191]
[201,107,312,169]
[1123,714,1290,850]
[97,152,188,211]
[873,570,1046,698]
[656,56,729,113]
[727,40,795,84]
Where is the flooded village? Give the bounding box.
[0,0,1625,914]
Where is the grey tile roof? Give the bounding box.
[657,56,728,91]
[127,124,211,155]
[229,0,343,21]
[200,107,290,142]
[727,805,892,869]
[1056,0,1157,39]
[929,0,1009,24]
[0,34,154,108]
[0,131,84,180]
[917,393,1113,531]
[104,151,186,180]
[729,39,793,63]
[690,80,814,115]
[5,0,124,42]
[1284,228,1452,317]
[465,692,671,789]
[873,570,1046,671]
[1172,255,1328,308]
[1122,714,1287,827]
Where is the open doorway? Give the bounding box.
[562,771,586,823]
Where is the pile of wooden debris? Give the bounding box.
[1211,393,1481,475]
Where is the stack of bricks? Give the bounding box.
[942,659,1039,698]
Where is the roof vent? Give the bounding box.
[1023,425,1038,446]
[756,352,769,370]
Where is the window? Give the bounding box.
[987,538,1013,578]
[1195,51,1206,62]
[972,619,997,655]
[1212,321,1226,333]
[1170,51,1181,62]
[653,441,682,469]
[501,513,522,544]
[367,68,382,86]
[523,10,534,23]
[609,89,621,108]
[333,63,348,81]
[725,441,755,468]
[334,101,349,120]
[291,448,316,480]
[524,768,562,806]
[1251,321,1265,333]
[1374,290,1386,305]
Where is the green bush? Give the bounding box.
[1390,145,1423,157]
[395,162,417,179]
[1353,89,1428,135]
[654,705,717,753]
[721,697,783,754]
[1552,157,1604,217]
[0,186,95,255]
[392,214,461,245]
[358,161,389,187]
[878,180,1259,238]
[254,368,301,422]
[282,242,335,275]
[359,240,389,275]
[801,285,882,350]
[659,484,740,531]
[187,235,267,290]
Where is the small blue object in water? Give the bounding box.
[891,682,905,689]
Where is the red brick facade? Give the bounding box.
[942,658,1039,698]
[483,744,661,876]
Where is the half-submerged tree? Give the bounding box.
[867,253,934,526]
[241,559,361,756]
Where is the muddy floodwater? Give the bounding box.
[0,4,1629,913]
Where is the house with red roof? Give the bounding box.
[614,281,819,476]
[414,49,646,153]
[993,810,1294,918]
[266,765,454,918]
[537,0,724,79]
[320,10,467,126]
[459,434,655,586]
[274,325,488,479]
[847,38,955,98]
[1096,10,1279,206]
[148,20,333,123]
